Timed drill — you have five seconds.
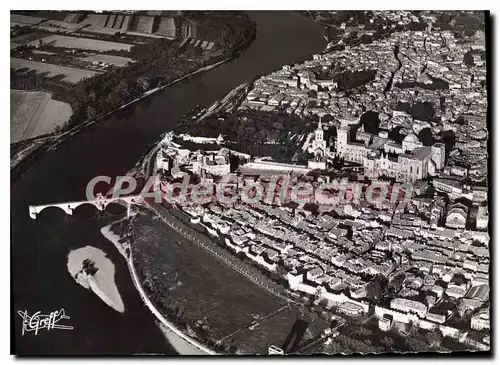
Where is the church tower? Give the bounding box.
[307,117,327,170]
[308,116,327,159]
[315,116,324,142]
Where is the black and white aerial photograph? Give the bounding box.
[8,2,495,359]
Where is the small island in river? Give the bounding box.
[67,246,125,313]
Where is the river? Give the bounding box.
[11,11,326,355]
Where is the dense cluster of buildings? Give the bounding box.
[240,12,487,186]
[151,11,489,348]
[175,176,490,335]
[153,128,489,345]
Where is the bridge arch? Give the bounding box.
[29,204,73,220]
[102,198,135,216]
[71,201,108,218]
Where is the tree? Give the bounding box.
[318,298,329,308]
[427,328,443,348]
[418,128,434,146]
[407,320,419,337]
[463,51,474,67]
[381,336,394,350]
[82,259,98,276]
[357,326,371,338]
[366,274,387,300]
[86,105,97,119]
[405,336,428,352]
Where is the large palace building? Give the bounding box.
[308,118,446,183]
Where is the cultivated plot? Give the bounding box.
[11,90,73,143]
[134,16,154,34]
[11,57,102,83]
[10,13,46,26]
[28,34,133,52]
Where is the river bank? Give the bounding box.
[101,220,215,355]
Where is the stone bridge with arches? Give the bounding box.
[28,194,144,220]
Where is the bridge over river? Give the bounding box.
[28,194,143,219]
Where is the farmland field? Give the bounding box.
[114,15,124,29]
[79,53,134,67]
[63,13,81,23]
[10,22,26,28]
[11,90,73,143]
[80,13,108,27]
[11,91,46,142]
[121,15,131,31]
[156,17,176,38]
[106,14,116,28]
[28,34,133,51]
[10,13,46,25]
[134,16,154,33]
[11,57,102,83]
[11,31,47,45]
[33,98,73,136]
[81,13,130,33]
